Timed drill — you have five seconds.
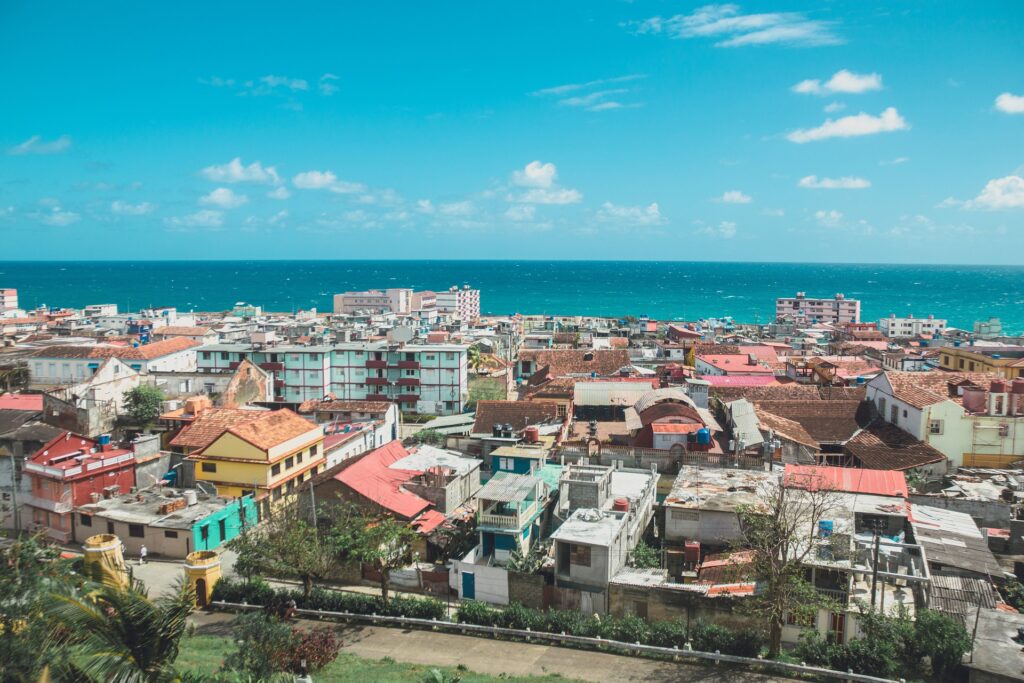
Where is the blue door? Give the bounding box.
[462,571,476,600]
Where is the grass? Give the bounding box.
[468,376,508,406]
[176,634,577,683]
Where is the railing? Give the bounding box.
[479,501,537,528]
[211,601,900,683]
[22,494,73,513]
[397,360,420,370]
[366,359,388,369]
[815,587,849,604]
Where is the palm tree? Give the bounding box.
[467,345,483,374]
[45,577,195,682]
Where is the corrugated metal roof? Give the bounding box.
[573,381,654,407]
[477,471,540,502]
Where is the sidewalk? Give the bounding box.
[190,612,794,683]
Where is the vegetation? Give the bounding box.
[999,578,1024,611]
[0,362,30,392]
[467,345,484,373]
[793,607,970,679]
[505,540,550,574]
[176,634,577,682]
[342,514,419,605]
[407,428,446,447]
[45,577,195,682]
[734,471,842,658]
[456,601,764,657]
[123,384,166,426]
[627,539,661,569]
[466,376,506,409]
[223,612,340,678]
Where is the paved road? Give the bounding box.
[192,612,796,682]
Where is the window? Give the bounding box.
[273,487,283,500]
[999,424,1010,437]
[201,351,211,360]
[446,352,455,360]
[79,513,92,527]
[221,352,230,360]
[271,463,281,476]
[671,509,700,521]
[128,524,145,538]
[929,419,943,435]
[201,462,217,473]
[903,409,908,418]
[556,404,567,419]
[959,359,964,369]
[296,451,303,464]
[285,456,294,469]
[218,518,226,541]
[890,405,899,424]
[569,544,591,567]
[310,444,318,456]
[164,530,178,538]
[107,522,115,534]
[200,525,209,542]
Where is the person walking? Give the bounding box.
[139,544,147,565]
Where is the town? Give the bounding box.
[2,284,1023,683]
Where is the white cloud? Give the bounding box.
[292,170,366,194]
[416,199,435,214]
[965,175,1024,210]
[763,208,785,217]
[33,204,79,226]
[512,161,557,188]
[629,4,842,48]
[111,200,155,215]
[267,186,291,200]
[814,209,844,227]
[504,205,537,222]
[256,75,308,92]
[514,188,583,205]
[880,156,909,166]
[531,75,645,111]
[696,220,737,239]
[798,175,871,190]
[200,187,249,209]
[995,92,1024,114]
[201,158,281,185]
[787,107,909,143]
[823,101,846,113]
[936,197,963,209]
[318,73,340,96]
[164,209,224,229]
[596,202,666,226]
[716,190,752,204]
[438,201,475,217]
[269,210,288,224]
[8,134,72,155]
[793,70,882,95]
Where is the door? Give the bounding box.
[461,571,476,600]
[195,579,207,608]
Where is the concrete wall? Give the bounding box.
[451,545,510,605]
[908,494,1011,529]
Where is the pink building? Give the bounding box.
[775,292,861,325]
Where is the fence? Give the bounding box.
[212,601,901,683]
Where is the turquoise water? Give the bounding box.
[1,261,1022,333]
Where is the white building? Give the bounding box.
[879,314,946,338]
[29,338,200,385]
[0,288,18,311]
[435,285,480,322]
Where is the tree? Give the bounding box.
[467,346,483,374]
[222,612,296,681]
[347,515,419,605]
[910,608,971,679]
[227,504,341,599]
[506,540,549,574]
[123,385,165,426]
[0,362,30,392]
[627,540,661,569]
[45,577,194,682]
[735,470,842,658]
[407,428,446,447]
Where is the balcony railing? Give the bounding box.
[365,377,389,386]
[366,393,389,401]
[397,378,420,386]
[396,394,419,403]
[22,494,73,514]
[365,359,387,369]
[397,360,420,369]
[479,501,538,529]
[815,586,849,604]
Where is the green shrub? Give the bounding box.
[911,609,971,679]
[609,614,651,644]
[497,602,543,630]
[831,638,897,679]
[688,619,734,654]
[542,609,588,636]
[792,630,832,666]
[457,600,500,626]
[726,627,765,658]
[648,619,687,648]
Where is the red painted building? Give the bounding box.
[23,431,137,542]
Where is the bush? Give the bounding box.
[792,630,833,666]
[497,602,544,630]
[726,627,765,658]
[609,614,651,644]
[830,637,897,679]
[457,600,500,626]
[283,626,341,674]
[911,609,971,679]
[223,612,295,680]
[648,619,687,648]
[688,619,734,654]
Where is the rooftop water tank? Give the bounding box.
[696,428,711,445]
[612,497,630,512]
[183,490,198,506]
[524,426,540,443]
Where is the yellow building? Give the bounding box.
[939,347,1024,379]
[186,408,325,517]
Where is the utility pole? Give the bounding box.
[870,533,880,610]
[8,450,20,535]
[308,476,318,532]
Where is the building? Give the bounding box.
[695,354,775,377]
[0,288,18,311]
[74,489,258,558]
[23,431,138,543]
[663,466,778,547]
[333,289,412,315]
[0,395,64,531]
[435,285,481,322]
[475,470,555,565]
[938,346,1024,379]
[866,371,1024,468]
[152,326,220,345]
[315,440,480,560]
[41,357,141,437]
[28,337,200,384]
[186,408,325,516]
[879,314,946,338]
[775,292,861,325]
[196,341,469,414]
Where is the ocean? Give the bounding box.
[2,260,1023,333]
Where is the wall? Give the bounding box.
[450,545,510,605]
[665,507,741,546]
[192,497,259,552]
[908,494,1011,529]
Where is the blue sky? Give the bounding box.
[1,2,1022,263]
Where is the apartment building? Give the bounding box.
[28,338,200,385]
[879,314,947,338]
[333,288,412,315]
[1,288,19,311]
[435,285,480,322]
[775,292,861,325]
[938,346,1024,379]
[196,341,469,414]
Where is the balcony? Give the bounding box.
[397,377,420,387]
[366,359,387,369]
[396,394,419,403]
[366,393,389,401]
[365,377,389,386]
[397,360,420,370]
[22,494,73,514]
[479,501,538,529]
[259,362,284,372]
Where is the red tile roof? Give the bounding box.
[472,400,559,435]
[697,354,775,375]
[220,409,321,451]
[31,336,200,361]
[518,349,631,378]
[703,375,779,387]
[170,408,266,450]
